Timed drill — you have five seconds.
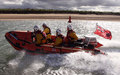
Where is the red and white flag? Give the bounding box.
[94,24,112,40]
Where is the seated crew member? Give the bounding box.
[53,29,64,47]
[42,23,52,43]
[66,25,78,47]
[33,25,46,45]
[33,25,39,34]
[33,25,39,40]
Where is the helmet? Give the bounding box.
[56,29,61,35]
[67,25,72,30]
[42,23,47,27]
[33,25,39,31]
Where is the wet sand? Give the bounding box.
[0,14,120,21]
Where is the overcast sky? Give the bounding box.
[0,0,120,12]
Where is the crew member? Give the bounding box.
[33,25,39,39]
[53,29,64,47]
[42,23,52,43]
[66,25,78,47]
[33,25,39,33]
[33,25,46,45]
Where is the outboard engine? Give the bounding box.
[84,36,97,49]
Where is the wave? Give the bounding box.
[6,51,120,75]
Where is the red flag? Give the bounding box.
[94,25,112,40]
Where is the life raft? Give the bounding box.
[5,31,105,55]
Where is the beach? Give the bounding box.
[0,14,120,21]
[1,14,120,75]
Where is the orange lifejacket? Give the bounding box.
[43,27,51,42]
[66,30,78,42]
[35,30,46,45]
[54,34,64,46]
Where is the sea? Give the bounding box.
[0,19,120,75]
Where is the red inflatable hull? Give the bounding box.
[5,31,105,55]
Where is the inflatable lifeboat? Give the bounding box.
[5,31,105,55]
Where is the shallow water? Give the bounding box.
[0,19,120,75]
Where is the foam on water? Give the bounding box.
[7,50,120,75]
